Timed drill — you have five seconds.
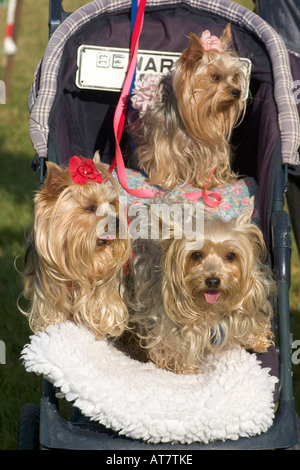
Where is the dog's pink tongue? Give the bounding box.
[204,291,221,304]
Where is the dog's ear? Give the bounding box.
[220,23,232,50]
[92,150,121,194]
[93,150,101,166]
[232,197,267,260]
[43,162,71,197]
[181,33,204,63]
[233,196,255,226]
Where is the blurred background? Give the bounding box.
[0,0,299,449]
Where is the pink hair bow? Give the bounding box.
[200,30,224,53]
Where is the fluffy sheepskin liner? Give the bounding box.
[21,321,278,444]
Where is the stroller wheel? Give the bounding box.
[18,403,40,450]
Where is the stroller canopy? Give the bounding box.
[29,0,300,165]
[28,0,300,242]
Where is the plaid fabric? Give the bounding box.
[29,0,300,165]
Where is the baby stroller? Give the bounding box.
[18,0,299,450]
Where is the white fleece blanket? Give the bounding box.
[21,321,278,444]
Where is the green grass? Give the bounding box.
[0,146,41,449]
[234,0,254,9]
[0,2,48,450]
[0,0,299,450]
[0,0,86,450]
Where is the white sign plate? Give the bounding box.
[76,45,181,92]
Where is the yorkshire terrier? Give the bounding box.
[130,24,250,190]
[123,197,276,374]
[19,155,131,339]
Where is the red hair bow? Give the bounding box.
[69,155,103,185]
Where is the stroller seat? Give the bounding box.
[19,0,299,450]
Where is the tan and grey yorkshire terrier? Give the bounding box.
[130,24,249,190]
[123,197,276,374]
[20,155,131,339]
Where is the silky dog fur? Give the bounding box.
[20,158,131,339]
[129,24,248,190]
[123,197,275,373]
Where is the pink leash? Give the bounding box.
[112,0,156,198]
[112,0,221,208]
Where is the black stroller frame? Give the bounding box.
[19,0,299,450]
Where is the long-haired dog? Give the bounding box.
[123,197,275,374]
[19,156,131,339]
[130,24,250,190]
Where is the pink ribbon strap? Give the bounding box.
[185,190,222,207]
[184,169,222,207]
[113,0,156,198]
[112,3,221,209]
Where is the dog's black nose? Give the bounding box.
[205,277,221,289]
[231,88,241,99]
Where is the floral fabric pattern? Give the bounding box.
[112,167,259,224]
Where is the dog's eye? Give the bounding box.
[96,239,108,247]
[225,252,236,262]
[191,251,203,262]
[212,74,222,82]
[85,205,97,213]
